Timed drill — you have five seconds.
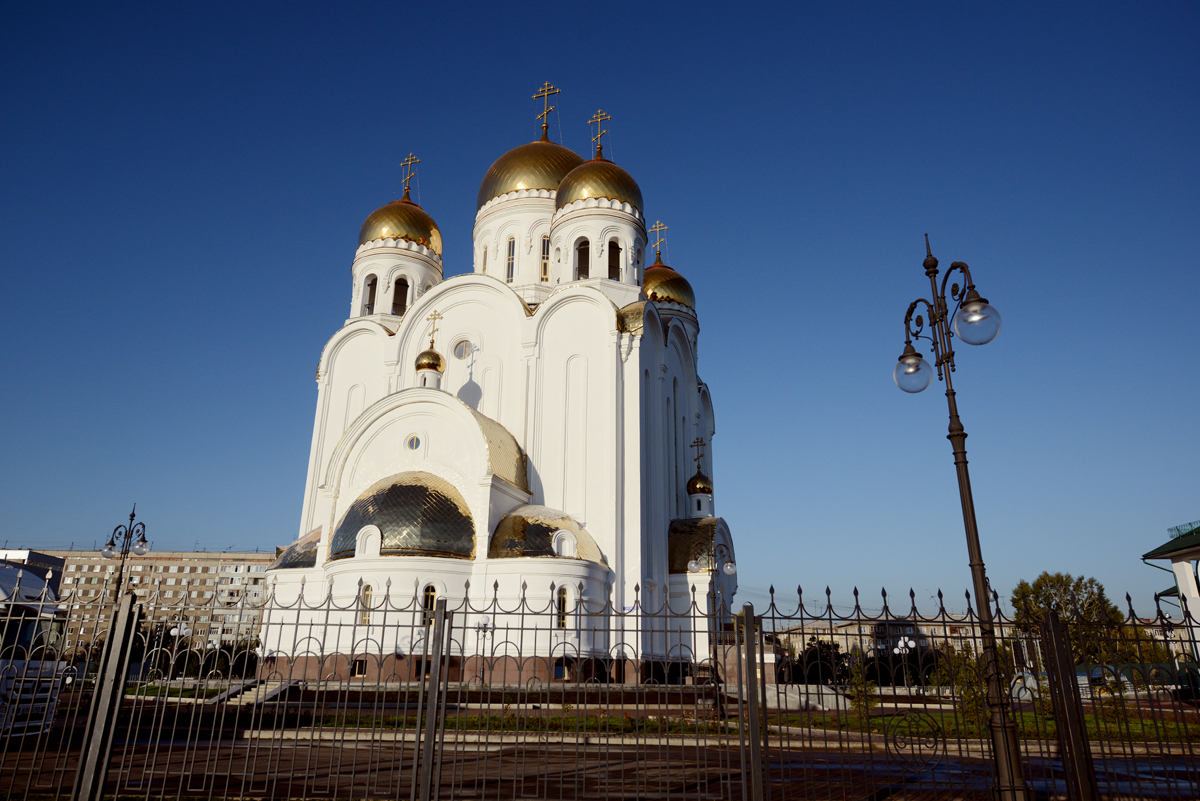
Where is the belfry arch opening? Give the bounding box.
[362,275,378,316]
[391,278,409,315]
[576,239,590,280]
[608,240,621,281]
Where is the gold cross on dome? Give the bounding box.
[691,437,706,466]
[533,82,560,125]
[399,153,420,193]
[588,109,612,155]
[425,310,443,348]
[649,221,668,253]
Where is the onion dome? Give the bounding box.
[477,126,585,210]
[687,469,713,496]
[642,251,695,308]
[359,187,443,255]
[555,147,643,213]
[415,347,445,373]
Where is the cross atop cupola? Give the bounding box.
[588,109,612,157]
[650,221,668,255]
[425,309,443,349]
[399,153,420,199]
[533,82,560,140]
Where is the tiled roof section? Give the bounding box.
[1143,527,1200,559]
[667,517,720,574]
[467,405,528,491]
[269,527,321,570]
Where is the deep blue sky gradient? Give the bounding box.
[2,1,1197,617]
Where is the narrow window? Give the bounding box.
[576,240,589,280]
[541,235,550,282]
[481,247,488,274]
[423,585,437,625]
[352,658,367,678]
[359,584,372,626]
[697,499,702,511]
[556,586,568,629]
[391,278,408,315]
[608,241,621,281]
[363,276,377,315]
[506,237,515,283]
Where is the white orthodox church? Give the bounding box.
[262,100,737,682]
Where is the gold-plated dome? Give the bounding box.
[477,129,585,210]
[328,471,475,560]
[358,189,443,254]
[415,348,445,373]
[687,469,713,496]
[555,155,643,213]
[642,251,695,309]
[489,505,608,566]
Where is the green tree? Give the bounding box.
[930,644,988,731]
[847,658,878,718]
[1012,572,1124,665]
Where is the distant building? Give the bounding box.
[0,549,65,594]
[41,550,273,653]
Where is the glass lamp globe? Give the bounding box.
[894,350,933,393]
[100,541,117,559]
[954,297,1001,345]
[722,562,737,576]
[687,559,703,574]
[132,538,149,556]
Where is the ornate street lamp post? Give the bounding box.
[100,505,150,597]
[894,237,1028,800]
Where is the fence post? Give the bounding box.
[1040,610,1098,801]
[742,603,765,801]
[418,598,450,801]
[71,591,139,801]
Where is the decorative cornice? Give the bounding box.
[551,197,643,224]
[354,237,443,264]
[474,188,557,221]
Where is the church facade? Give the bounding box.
[262,103,737,682]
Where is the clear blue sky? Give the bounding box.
[3,2,1197,618]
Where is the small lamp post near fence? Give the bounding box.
[99,505,150,598]
[893,236,1028,801]
[893,636,916,697]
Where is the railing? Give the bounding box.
[1,577,1197,800]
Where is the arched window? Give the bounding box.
[359,584,372,626]
[576,240,590,280]
[481,247,487,274]
[541,235,550,282]
[608,240,621,281]
[556,586,568,629]
[363,276,377,315]
[422,584,437,625]
[506,237,516,283]
[391,278,409,315]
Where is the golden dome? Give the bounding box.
[328,471,475,560]
[358,189,443,255]
[488,504,608,566]
[477,128,585,210]
[415,348,445,373]
[687,469,713,496]
[555,154,643,213]
[642,251,695,308]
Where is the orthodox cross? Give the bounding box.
[649,221,668,254]
[588,109,612,156]
[533,82,560,128]
[399,153,420,196]
[690,437,706,467]
[425,310,443,348]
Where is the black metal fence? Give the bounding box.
[2,576,1198,800]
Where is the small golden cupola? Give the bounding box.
[642,250,695,308]
[415,310,446,389]
[686,437,715,518]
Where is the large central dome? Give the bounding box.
[477,130,584,210]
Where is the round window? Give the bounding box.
[406,436,420,450]
[453,341,472,360]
